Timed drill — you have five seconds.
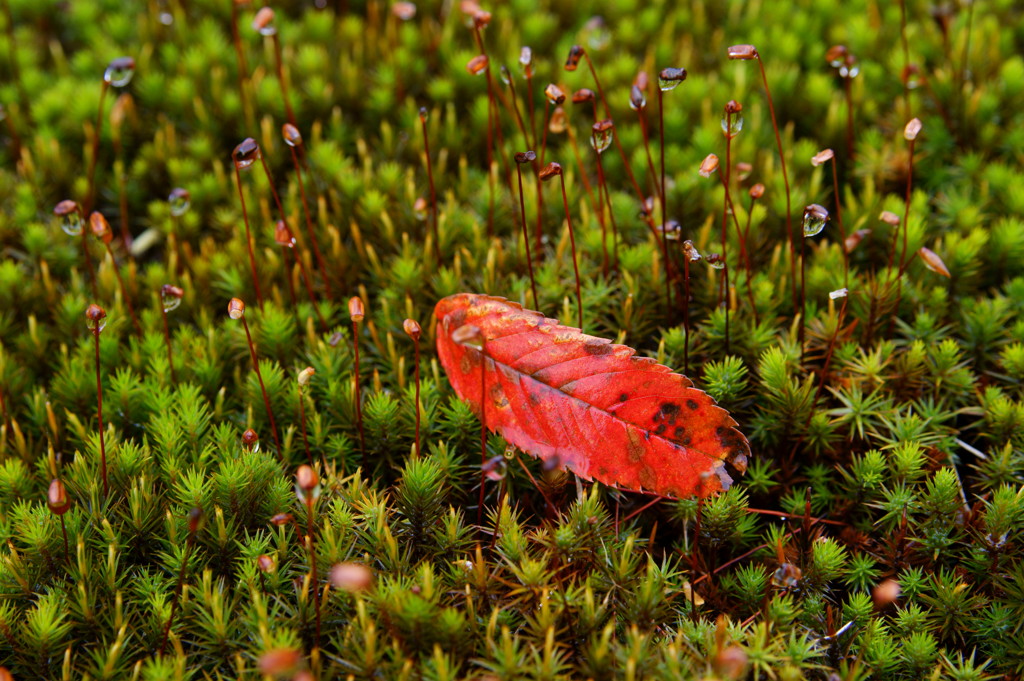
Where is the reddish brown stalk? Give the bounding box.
[349,298,368,469]
[898,0,910,120]
[112,134,132,249]
[632,85,661,200]
[815,294,848,404]
[281,247,299,307]
[270,32,298,128]
[657,88,672,313]
[91,212,143,336]
[418,108,441,263]
[403,320,422,455]
[159,292,177,385]
[721,107,735,352]
[478,335,487,529]
[84,81,109,215]
[503,67,532,151]
[230,299,282,457]
[683,252,692,376]
[297,369,316,468]
[87,304,109,498]
[283,127,334,301]
[593,144,616,273]
[233,165,264,309]
[536,99,552,253]
[564,119,599,218]
[296,465,321,649]
[514,153,539,309]
[230,2,254,128]
[843,76,855,163]
[47,479,71,561]
[0,386,10,438]
[830,159,848,287]
[544,164,583,330]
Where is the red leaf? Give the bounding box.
[435,294,750,498]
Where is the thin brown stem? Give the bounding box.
[352,319,367,469]
[658,89,672,314]
[537,100,551,254]
[757,57,797,344]
[843,77,855,162]
[234,166,264,308]
[683,257,691,376]
[160,299,176,385]
[830,159,848,287]
[242,317,282,457]
[114,139,132,248]
[270,34,298,127]
[419,112,441,263]
[722,117,733,352]
[85,81,109,215]
[515,162,539,310]
[815,295,848,404]
[413,340,421,455]
[289,145,334,301]
[298,385,313,467]
[594,151,618,273]
[93,328,108,498]
[525,72,537,147]
[305,501,320,650]
[477,339,487,529]
[230,1,255,129]
[282,248,298,307]
[104,244,142,336]
[558,173,584,331]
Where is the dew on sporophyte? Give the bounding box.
[802,203,829,237]
[104,57,136,87]
[660,220,681,241]
[252,7,276,35]
[705,253,725,270]
[514,150,536,164]
[682,240,702,262]
[168,188,190,216]
[629,85,646,111]
[232,138,261,170]
[242,428,260,452]
[699,154,719,178]
[829,288,848,300]
[721,111,743,136]
[228,297,246,319]
[298,367,315,387]
[519,46,532,70]
[282,123,303,147]
[391,1,416,20]
[161,284,184,312]
[544,83,566,106]
[86,304,107,333]
[582,16,610,50]
[414,197,428,220]
[658,67,687,91]
[565,45,584,71]
[726,44,758,60]
[590,119,613,154]
[54,200,83,236]
[89,212,113,245]
[466,54,489,75]
[274,221,296,248]
[500,65,511,85]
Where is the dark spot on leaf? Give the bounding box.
[655,424,667,435]
[583,340,613,355]
[686,399,699,411]
[619,393,628,402]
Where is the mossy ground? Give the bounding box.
[1,0,1024,679]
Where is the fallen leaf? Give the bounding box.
[435,294,750,498]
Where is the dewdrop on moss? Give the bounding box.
[829,288,848,300]
[104,57,136,87]
[466,54,489,75]
[590,119,613,154]
[721,100,743,136]
[683,240,702,262]
[298,367,315,387]
[89,212,113,245]
[161,284,184,312]
[628,85,646,111]
[252,7,276,35]
[281,123,303,147]
[228,298,246,319]
[802,203,829,237]
[414,197,428,221]
[242,428,260,452]
[232,138,261,170]
[54,200,83,236]
[658,67,687,91]
[519,46,532,70]
[483,455,507,481]
[904,118,922,141]
[274,221,296,248]
[168,188,191,216]
[705,253,725,270]
[699,154,719,178]
[544,83,566,106]
[86,304,107,333]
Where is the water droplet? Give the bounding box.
[391,1,416,20]
[705,253,725,270]
[904,118,922,141]
[418,106,428,122]
[403,318,422,340]
[628,85,646,111]
[519,46,532,69]
[658,67,687,91]
[829,288,848,300]
[548,107,567,134]
[103,57,136,87]
[414,197,428,221]
[500,66,511,85]
[583,17,609,50]
[544,83,565,106]
[720,112,744,136]
[572,88,595,104]
[232,138,261,170]
[54,200,83,236]
[86,304,107,333]
[242,428,260,452]
[159,11,173,25]
[514,150,536,164]
[682,240,702,262]
[252,6,276,35]
[565,45,584,71]
[660,220,680,241]
[482,455,507,481]
[772,562,801,588]
[282,123,303,147]
[590,119,613,154]
[89,212,113,244]
[168,188,191,216]
[274,220,296,248]
[161,284,184,312]
[466,54,489,76]
[727,44,758,61]
[295,465,321,503]
[228,298,246,319]
[802,203,829,237]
